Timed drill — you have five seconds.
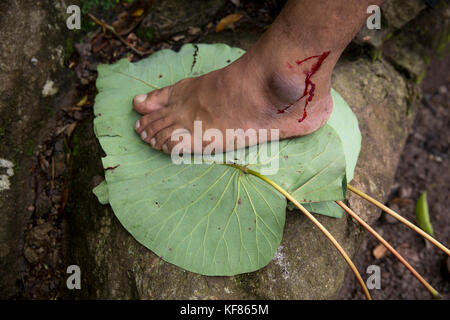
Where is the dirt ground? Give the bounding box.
[338,55,450,300]
[13,0,448,300]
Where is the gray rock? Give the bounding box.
[383,0,426,30]
[382,0,450,82]
[354,0,449,83]
[354,0,426,48]
[0,0,75,298]
[64,36,419,299]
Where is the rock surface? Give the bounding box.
[64,33,419,299]
[0,0,74,298]
[354,0,426,48]
[383,1,450,82]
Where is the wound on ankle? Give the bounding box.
[269,71,306,106]
[276,51,330,123]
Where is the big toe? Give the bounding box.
[133,87,170,114]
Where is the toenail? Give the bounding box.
[135,94,147,104]
[141,131,148,140]
[162,144,169,153]
[135,120,140,130]
[150,138,156,147]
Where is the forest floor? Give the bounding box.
[338,55,450,300]
[16,0,449,299]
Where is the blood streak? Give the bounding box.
[278,51,330,123]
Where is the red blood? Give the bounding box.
[277,51,330,122]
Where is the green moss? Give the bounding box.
[47,105,55,117]
[72,133,80,157]
[0,127,5,138]
[371,48,382,61]
[64,36,75,64]
[234,273,261,298]
[24,139,35,156]
[384,32,393,41]
[82,0,118,14]
[137,27,156,42]
[63,138,70,154]
[81,0,135,14]
[436,32,450,56]
[78,0,135,33]
[415,69,427,84]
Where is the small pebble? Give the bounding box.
[399,186,412,199]
[373,244,388,259]
[438,85,447,94]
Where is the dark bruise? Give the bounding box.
[278,51,330,123]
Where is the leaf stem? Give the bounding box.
[336,200,440,299]
[347,184,450,256]
[237,166,372,300]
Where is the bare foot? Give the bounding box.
[133,46,335,154]
[132,0,374,154]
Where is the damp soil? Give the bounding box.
[338,55,450,300]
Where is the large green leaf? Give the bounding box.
[328,88,361,182]
[92,43,358,275]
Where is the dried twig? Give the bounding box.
[88,13,145,56]
[347,184,450,256]
[336,200,440,299]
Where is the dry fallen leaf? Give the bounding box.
[66,122,78,139]
[188,26,201,35]
[215,13,243,32]
[172,34,185,42]
[132,8,144,17]
[372,243,388,259]
[59,188,69,215]
[76,95,89,107]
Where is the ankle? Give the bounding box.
[263,54,333,110]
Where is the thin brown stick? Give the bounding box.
[88,13,145,56]
[347,184,450,256]
[235,166,372,300]
[336,200,440,299]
